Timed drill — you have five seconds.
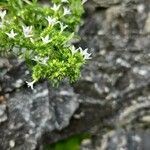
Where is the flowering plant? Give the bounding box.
[0,0,91,88]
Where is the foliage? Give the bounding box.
[0,0,91,87]
[44,133,90,150]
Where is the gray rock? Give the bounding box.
[0,60,79,149]
[93,0,121,7]
[98,129,150,150]
[0,104,7,124]
[144,13,150,34]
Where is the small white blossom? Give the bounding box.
[40,57,49,65]
[46,16,58,26]
[82,0,88,4]
[61,0,69,3]
[32,56,41,62]
[41,35,51,44]
[30,38,34,43]
[78,47,92,60]
[26,80,36,90]
[6,29,17,39]
[70,46,78,55]
[59,22,68,32]
[22,25,33,38]
[51,4,61,12]
[32,56,49,65]
[63,7,71,16]
[0,10,6,20]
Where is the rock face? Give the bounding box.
[0,0,150,149]
[0,60,79,150]
[93,0,121,7]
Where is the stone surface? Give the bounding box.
[93,0,121,7]
[0,60,79,149]
[0,0,150,149]
[94,129,150,150]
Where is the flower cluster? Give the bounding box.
[0,0,91,89]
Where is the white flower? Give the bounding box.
[22,25,33,38]
[32,56,49,65]
[6,29,17,39]
[0,10,6,20]
[41,35,51,44]
[30,38,34,43]
[63,7,71,16]
[82,0,88,4]
[70,46,78,55]
[51,4,61,12]
[59,22,68,32]
[32,56,41,62]
[46,16,58,26]
[78,47,92,60]
[26,80,36,90]
[40,57,49,65]
[61,0,69,3]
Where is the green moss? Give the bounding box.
[0,0,89,86]
[44,133,91,150]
